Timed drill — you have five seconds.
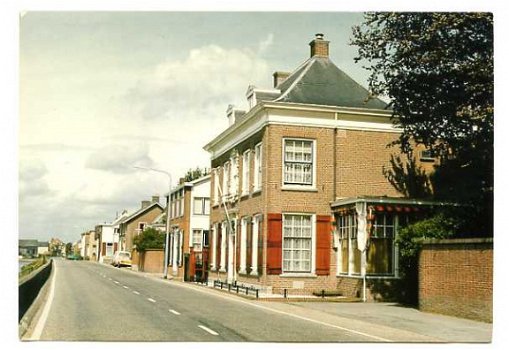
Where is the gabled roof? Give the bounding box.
[274,56,388,110]
[119,202,164,225]
[19,239,38,248]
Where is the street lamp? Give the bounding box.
[133,166,172,279]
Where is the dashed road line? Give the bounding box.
[147,298,156,303]
[169,309,181,315]
[133,291,140,295]
[123,286,129,289]
[114,281,120,284]
[198,325,219,336]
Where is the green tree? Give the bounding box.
[352,13,493,235]
[184,167,209,182]
[133,227,165,252]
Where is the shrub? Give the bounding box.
[133,227,165,252]
[395,214,457,304]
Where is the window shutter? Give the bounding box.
[266,213,282,275]
[246,220,252,273]
[102,242,106,257]
[316,215,331,275]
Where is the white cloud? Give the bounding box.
[258,33,274,54]
[85,143,154,173]
[125,44,270,121]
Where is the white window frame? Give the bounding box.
[213,168,220,206]
[241,150,251,196]
[253,142,262,192]
[223,162,230,200]
[191,229,203,252]
[239,217,248,274]
[193,197,210,215]
[230,155,239,199]
[210,224,217,270]
[282,138,316,190]
[250,214,260,275]
[281,213,316,275]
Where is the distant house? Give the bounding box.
[168,175,211,281]
[118,196,164,253]
[203,34,437,300]
[19,239,38,258]
[95,210,129,262]
[37,241,50,256]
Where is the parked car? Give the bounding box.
[112,251,131,268]
[67,254,83,261]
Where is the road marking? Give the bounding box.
[29,260,57,340]
[198,325,219,336]
[133,291,140,295]
[123,286,129,289]
[114,281,119,284]
[168,282,391,342]
[147,298,156,303]
[169,309,181,315]
[108,278,112,281]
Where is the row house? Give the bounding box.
[167,175,211,281]
[94,210,128,262]
[80,230,98,260]
[118,196,164,254]
[203,34,437,300]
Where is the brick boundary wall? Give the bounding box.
[419,238,493,323]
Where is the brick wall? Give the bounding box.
[419,238,493,322]
[139,249,165,273]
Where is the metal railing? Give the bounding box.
[213,279,259,299]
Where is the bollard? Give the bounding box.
[246,287,249,296]
[284,288,288,299]
[256,289,259,299]
[322,289,325,299]
[236,285,239,294]
[228,283,231,292]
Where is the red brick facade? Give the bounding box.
[419,238,493,322]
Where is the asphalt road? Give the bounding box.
[36,259,383,341]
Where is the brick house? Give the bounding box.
[203,34,437,300]
[118,196,164,253]
[168,175,211,281]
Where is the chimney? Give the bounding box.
[273,71,290,88]
[226,104,235,126]
[309,33,329,58]
[179,177,185,185]
[151,195,160,203]
[141,200,151,209]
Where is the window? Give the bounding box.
[242,150,251,195]
[230,155,239,198]
[283,139,314,186]
[192,229,203,251]
[282,214,312,273]
[420,149,436,162]
[213,168,220,205]
[254,143,262,191]
[367,213,395,275]
[193,197,210,215]
[223,162,230,199]
[203,230,209,247]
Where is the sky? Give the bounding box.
[18,11,374,243]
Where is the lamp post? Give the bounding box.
[133,166,172,279]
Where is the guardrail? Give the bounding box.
[213,279,259,299]
[19,259,53,322]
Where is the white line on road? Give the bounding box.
[133,291,140,295]
[123,286,129,289]
[168,282,391,342]
[108,278,112,281]
[147,298,156,303]
[29,261,57,340]
[114,281,119,284]
[198,325,219,336]
[169,309,181,315]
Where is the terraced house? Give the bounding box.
[204,34,437,300]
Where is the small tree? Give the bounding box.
[133,227,165,252]
[184,167,209,182]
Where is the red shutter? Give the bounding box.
[316,215,331,276]
[257,216,263,275]
[266,213,282,275]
